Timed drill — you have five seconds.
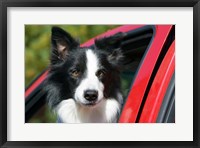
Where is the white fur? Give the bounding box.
[74,49,104,105]
[56,98,121,123]
[55,99,79,123]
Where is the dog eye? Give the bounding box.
[96,69,106,78]
[70,69,81,78]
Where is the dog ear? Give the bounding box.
[107,48,124,69]
[95,33,125,69]
[95,32,125,49]
[51,27,79,64]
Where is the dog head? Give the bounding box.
[46,27,124,108]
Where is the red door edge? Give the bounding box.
[25,70,48,99]
[119,25,173,123]
[139,40,175,123]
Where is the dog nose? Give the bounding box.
[84,90,98,101]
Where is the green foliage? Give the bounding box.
[28,104,57,123]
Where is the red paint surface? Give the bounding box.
[119,25,173,123]
[139,41,175,123]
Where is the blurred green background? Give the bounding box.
[25,25,135,123]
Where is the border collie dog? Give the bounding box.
[45,27,124,123]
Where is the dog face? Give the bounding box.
[46,27,124,109]
[73,49,105,106]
